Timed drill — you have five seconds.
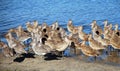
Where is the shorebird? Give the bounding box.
[58,27,67,39]
[114,24,120,36]
[26,21,33,33]
[67,33,79,44]
[90,20,103,36]
[51,22,67,39]
[88,34,106,50]
[5,32,27,54]
[103,20,112,31]
[30,37,53,55]
[78,26,88,41]
[47,22,66,41]
[91,26,101,41]
[45,35,71,52]
[91,26,110,48]
[42,22,51,33]
[103,24,113,40]
[2,44,14,57]
[5,32,17,49]
[51,21,59,30]
[0,41,6,48]
[76,41,100,56]
[9,26,31,42]
[31,20,42,34]
[32,20,39,28]
[16,26,31,42]
[47,29,64,43]
[103,20,113,32]
[110,31,120,49]
[66,33,81,54]
[97,36,110,47]
[67,20,79,34]
[103,20,108,28]
[40,22,52,39]
[0,40,14,57]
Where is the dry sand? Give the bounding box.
[0,53,120,71]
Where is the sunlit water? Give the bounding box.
[0,0,120,66]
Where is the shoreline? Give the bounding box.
[0,54,120,71]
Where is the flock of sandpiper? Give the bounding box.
[0,20,120,58]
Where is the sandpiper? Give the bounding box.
[5,32,27,54]
[110,31,120,49]
[30,37,53,55]
[0,40,14,57]
[90,20,103,36]
[78,26,88,41]
[114,24,120,36]
[45,35,71,52]
[67,20,79,34]
[2,44,14,57]
[76,41,100,56]
[88,34,106,50]
[26,21,34,33]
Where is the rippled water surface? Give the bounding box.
[0,0,120,66]
[0,0,120,34]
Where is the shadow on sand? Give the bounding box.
[13,53,35,63]
[13,53,63,62]
[44,53,62,61]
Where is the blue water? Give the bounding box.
[0,0,120,36]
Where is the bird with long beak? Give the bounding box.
[67,20,79,34]
[26,21,33,33]
[32,20,39,28]
[90,20,103,36]
[2,44,14,57]
[16,26,31,42]
[30,37,53,56]
[40,22,52,38]
[45,35,71,52]
[9,25,31,42]
[114,24,120,36]
[5,32,27,54]
[110,31,120,49]
[88,34,106,50]
[103,24,113,40]
[0,41,6,48]
[0,40,14,57]
[78,26,89,41]
[51,21,59,30]
[76,41,100,57]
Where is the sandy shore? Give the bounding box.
[0,53,120,71]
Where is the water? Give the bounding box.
[0,0,120,35]
[0,0,120,66]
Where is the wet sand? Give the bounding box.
[0,53,120,71]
